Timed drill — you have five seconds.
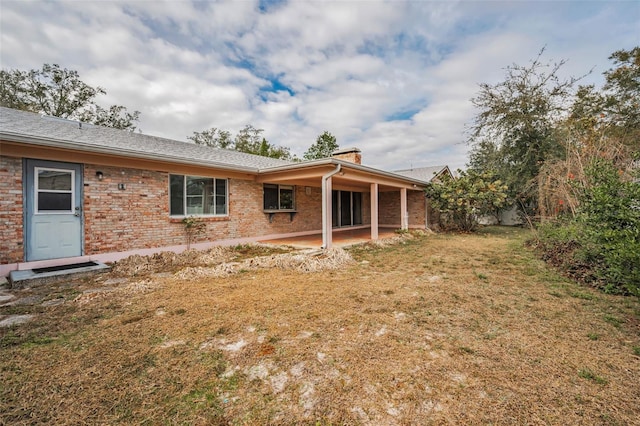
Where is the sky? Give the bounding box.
[1,1,638,171]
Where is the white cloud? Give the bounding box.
[1,0,637,171]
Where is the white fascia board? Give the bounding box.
[259,158,429,187]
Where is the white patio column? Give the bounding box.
[323,175,334,249]
[400,187,408,230]
[370,183,379,240]
[322,164,341,249]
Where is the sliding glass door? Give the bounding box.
[332,190,362,228]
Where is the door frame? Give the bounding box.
[24,159,84,261]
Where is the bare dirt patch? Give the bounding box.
[109,244,293,277]
[1,228,639,425]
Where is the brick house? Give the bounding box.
[0,107,445,276]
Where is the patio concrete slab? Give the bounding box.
[259,227,398,248]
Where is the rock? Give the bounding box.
[0,314,35,327]
[0,291,16,304]
[41,298,65,307]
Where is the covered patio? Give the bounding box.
[259,226,399,249]
[257,155,428,249]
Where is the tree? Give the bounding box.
[468,48,582,217]
[79,105,141,131]
[602,47,640,147]
[234,124,266,154]
[255,138,293,160]
[303,131,339,160]
[233,125,292,159]
[0,63,140,131]
[187,127,233,148]
[188,124,293,160]
[424,170,508,232]
[532,47,640,295]
[536,47,639,220]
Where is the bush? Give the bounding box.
[535,159,640,295]
[424,170,508,232]
[535,221,600,285]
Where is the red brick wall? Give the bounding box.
[379,191,399,225]
[378,190,425,228]
[0,156,23,264]
[1,156,426,263]
[83,165,325,255]
[83,165,184,254]
[226,180,323,240]
[408,190,426,228]
[0,159,329,263]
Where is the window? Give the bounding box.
[263,184,295,211]
[170,174,227,216]
[35,167,74,212]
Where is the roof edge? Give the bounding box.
[0,131,260,173]
[259,158,430,186]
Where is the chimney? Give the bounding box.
[331,147,362,165]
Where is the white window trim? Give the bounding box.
[170,174,228,217]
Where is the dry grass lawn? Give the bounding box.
[1,227,639,425]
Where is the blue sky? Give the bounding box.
[1,0,638,170]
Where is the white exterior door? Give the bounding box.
[25,159,83,261]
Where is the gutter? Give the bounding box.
[321,164,342,249]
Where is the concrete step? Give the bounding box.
[9,261,111,289]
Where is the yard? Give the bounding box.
[1,227,639,425]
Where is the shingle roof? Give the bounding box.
[394,165,451,183]
[0,107,292,171]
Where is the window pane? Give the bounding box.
[202,179,214,215]
[216,179,226,196]
[215,196,226,214]
[186,198,203,214]
[186,177,207,215]
[38,192,72,211]
[186,177,206,196]
[38,170,71,191]
[38,170,72,191]
[279,185,294,210]
[169,175,184,215]
[215,179,227,214]
[264,184,278,210]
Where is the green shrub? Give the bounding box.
[534,159,639,296]
[424,170,508,232]
[535,221,599,284]
[579,159,640,295]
